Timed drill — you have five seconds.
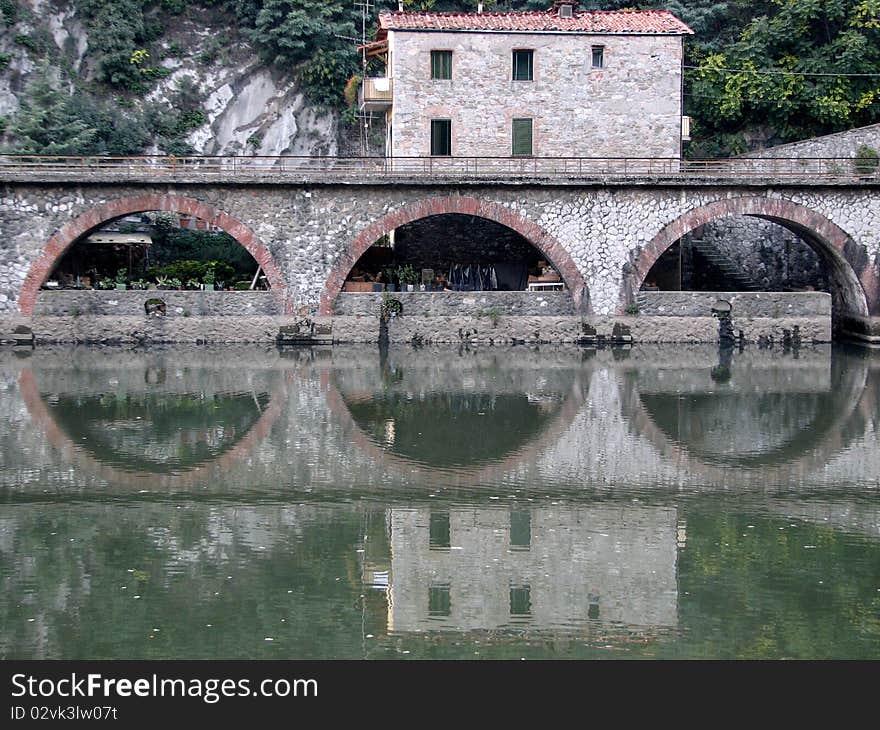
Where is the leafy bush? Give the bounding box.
[854,145,880,175]
[14,33,39,53]
[0,0,18,25]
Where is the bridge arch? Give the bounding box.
[18,193,289,316]
[318,196,588,316]
[625,196,876,320]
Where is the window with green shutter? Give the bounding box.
[512,118,533,156]
[431,50,452,80]
[430,119,452,156]
[512,49,534,81]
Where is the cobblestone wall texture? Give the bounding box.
[0,182,878,326]
[334,291,574,316]
[388,30,684,159]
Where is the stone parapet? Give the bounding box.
[33,290,282,317]
[334,291,574,317]
[636,291,831,318]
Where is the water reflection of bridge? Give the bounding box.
[5,344,880,496]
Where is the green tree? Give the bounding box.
[250,0,357,66]
[687,0,880,154]
[10,66,98,154]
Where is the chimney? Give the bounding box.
[478,1,484,12]
[398,1,403,10]
[551,1,578,18]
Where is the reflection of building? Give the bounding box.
[372,505,678,635]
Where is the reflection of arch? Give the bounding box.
[19,368,291,490]
[319,196,588,315]
[325,374,586,488]
[619,354,870,484]
[18,194,290,316]
[624,197,876,318]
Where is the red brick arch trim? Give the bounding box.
[18,194,290,316]
[319,196,589,315]
[624,196,875,317]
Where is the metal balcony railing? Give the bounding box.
[0,154,877,183]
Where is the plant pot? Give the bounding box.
[372,283,384,292]
[406,284,415,292]
[116,283,127,291]
[204,283,214,291]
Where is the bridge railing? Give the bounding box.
[0,154,875,180]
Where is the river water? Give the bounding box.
[0,343,878,659]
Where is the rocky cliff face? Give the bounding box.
[0,0,341,156]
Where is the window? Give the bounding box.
[429,510,451,548]
[591,45,604,69]
[430,119,451,156]
[428,583,452,617]
[512,49,534,81]
[431,50,452,80]
[510,509,531,549]
[509,584,532,616]
[512,118,533,157]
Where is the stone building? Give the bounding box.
[361,1,693,159]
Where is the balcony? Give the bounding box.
[359,77,393,111]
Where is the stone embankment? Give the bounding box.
[8,289,831,344]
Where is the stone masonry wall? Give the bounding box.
[335,291,573,317]
[394,213,540,269]
[388,30,683,158]
[743,122,880,163]
[636,291,831,318]
[686,217,827,291]
[1,182,879,325]
[33,290,281,317]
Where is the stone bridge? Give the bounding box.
[2,163,880,340]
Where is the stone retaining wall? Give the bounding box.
[11,312,832,345]
[334,291,574,317]
[33,290,282,317]
[743,123,880,162]
[636,291,831,318]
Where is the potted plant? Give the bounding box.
[115,269,128,291]
[203,268,215,291]
[185,277,201,290]
[156,275,171,290]
[130,279,150,290]
[398,264,418,292]
[97,277,116,290]
[168,277,183,290]
[383,267,399,292]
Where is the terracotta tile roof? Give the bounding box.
[377,10,694,36]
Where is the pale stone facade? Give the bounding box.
[385,29,685,159]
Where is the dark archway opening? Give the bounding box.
[342,214,565,293]
[642,216,829,296]
[44,212,269,292]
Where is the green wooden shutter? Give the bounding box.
[512,118,533,156]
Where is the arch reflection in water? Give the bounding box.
[46,390,272,474]
[629,347,868,471]
[365,505,679,637]
[332,349,583,477]
[23,350,285,482]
